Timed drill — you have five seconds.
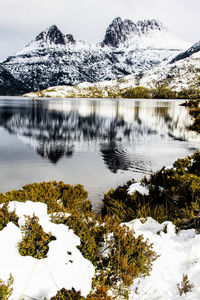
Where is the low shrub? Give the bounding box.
[0,181,91,214]
[53,211,157,297]
[95,216,157,294]
[0,274,14,300]
[182,99,200,134]
[177,274,194,296]
[0,203,18,231]
[51,287,85,300]
[102,151,200,230]
[51,285,116,300]
[87,285,115,299]
[18,215,56,259]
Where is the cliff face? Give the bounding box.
[0,18,189,95]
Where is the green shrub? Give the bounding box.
[102,152,200,230]
[96,216,157,294]
[87,285,116,299]
[0,274,14,300]
[121,86,152,99]
[51,287,85,299]
[182,99,200,134]
[101,180,135,222]
[53,211,157,297]
[177,274,194,296]
[0,203,18,231]
[18,215,56,259]
[0,181,91,214]
[60,211,103,264]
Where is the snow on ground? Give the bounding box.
[127,218,200,300]
[127,182,149,195]
[1,201,200,299]
[0,201,95,300]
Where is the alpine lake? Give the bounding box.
[0,97,200,210]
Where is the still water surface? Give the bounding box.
[0,97,199,209]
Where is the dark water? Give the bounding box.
[0,97,199,210]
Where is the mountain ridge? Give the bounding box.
[0,17,191,95]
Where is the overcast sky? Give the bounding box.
[0,0,199,61]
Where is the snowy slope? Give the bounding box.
[171,40,200,63]
[28,50,200,98]
[0,18,190,95]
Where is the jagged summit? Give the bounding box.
[102,17,168,48]
[22,25,76,50]
[101,17,189,50]
[35,25,66,45]
[171,40,200,63]
[0,17,191,95]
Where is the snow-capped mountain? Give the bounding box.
[27,48,200,98]
[102,18,188,49]
[0,17,190,95]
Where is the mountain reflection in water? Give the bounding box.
[0,99,199,170]
[0,98,199,209]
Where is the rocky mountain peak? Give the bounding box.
[136,19,167,34]
[102,17,168,48]
[102,17,136,47]
[65,34,76,44]
[35,25,66,45]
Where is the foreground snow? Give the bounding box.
[0,201,200,299]
[0,201,95,299]
[128,218,200,299]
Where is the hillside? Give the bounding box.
[25,50,200,99]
